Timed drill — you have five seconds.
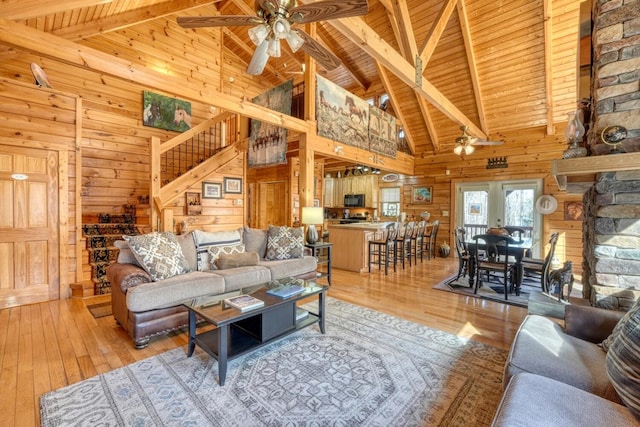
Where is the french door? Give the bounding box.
[456,179,542,257]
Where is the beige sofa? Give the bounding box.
[106,226,317,348]
[492,304,640,426]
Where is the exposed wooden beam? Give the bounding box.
[543,0,555,135]
[327,14,486,139]
[0,17,311,134]
[51,0,216,40]
[375,61,415,154]
[0,0,113,20]
[457,0,487,134]
[386,0,438,150]
[418,0,458,69]
[316,25,368,90]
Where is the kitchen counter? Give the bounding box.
[327,223,392,272]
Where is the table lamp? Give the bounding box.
[301,206,324,244]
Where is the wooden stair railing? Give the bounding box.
[150,112,241,231]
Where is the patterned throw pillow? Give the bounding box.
[265,226,304,260]
[605,298,640,420]
[602,298,640,352]
[123,232,191,281]
[207,244,245,270]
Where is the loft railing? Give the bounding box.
[159,112,238,185]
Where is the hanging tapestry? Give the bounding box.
[316,75,369,150]
[249,80,293,168]
[369,106,397,157]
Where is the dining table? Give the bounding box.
[466,236,538,296]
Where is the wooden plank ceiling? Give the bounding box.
[0,0,581,159]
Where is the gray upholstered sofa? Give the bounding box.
[106,226,317,348]
[492,303,640,426]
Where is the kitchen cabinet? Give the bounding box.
[328,175,379,208]
[324,178,334,207]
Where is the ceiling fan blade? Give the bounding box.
[290,0,369,24]
[177,15,262,28]
[297,30,341,70]
[474,140,504,146]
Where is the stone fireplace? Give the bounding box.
[581,0,640,309]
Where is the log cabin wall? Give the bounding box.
[0,6,275,284]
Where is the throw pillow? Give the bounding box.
[265,225,304,260]
[216,252,260,270]
[207,244,245,270]
[123,232,191,281]
[601,297,640,352]
[242,226,268,258]
[192,229,243,271]
[605,298,640,420]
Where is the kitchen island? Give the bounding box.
[327,222,393,273]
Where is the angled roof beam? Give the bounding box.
[316,25,368,90]
[543,0,555,135]
[327,13,486,139]
[0,0,113,20]
[457,0,487,134]
[51,0,216,40]
[388,0,438,151]
[418,0,458,69]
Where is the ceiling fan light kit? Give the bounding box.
[453,125,502,156]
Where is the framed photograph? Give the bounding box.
[202,182,222,199]
[412,186,432,204]
[224,177,242,194]
[564,201,584,221]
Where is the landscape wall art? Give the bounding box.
[143,91,192,132]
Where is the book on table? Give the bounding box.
[223,294,264,312]
[266,284,305,299]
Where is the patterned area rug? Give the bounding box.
[41,299,507,426]
[433,274,540,307]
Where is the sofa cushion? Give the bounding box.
[216,252,260,270]
[212,266,271,293]
[259,256,317,280]
[114,240,140,267]
[504,314,621,403]
[241,226,268,258]
[193,229,242,271]
[176,231,198,272]
[124,232,192,281]
[125,271,225,312]
[606,298,640,420]
[265,225,304,260]
[492,373,637,427]
[207,244,245,269]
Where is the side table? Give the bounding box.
[305,242,332,285]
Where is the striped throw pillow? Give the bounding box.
[605,298,640,420]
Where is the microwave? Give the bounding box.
[344,194,366,208]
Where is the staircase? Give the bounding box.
[82,215,140,295]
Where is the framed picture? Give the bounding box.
[314,199,320,207]
[224,177,242,194]
[142,91,192,132]
[412,186,432,204]
[202,182,222,199]
[564,201,584,221]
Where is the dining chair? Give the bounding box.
[368,222,398,275]
[503,226,527,242]
[521,232,559,292]
[472,233,514,300]
[423,220,440,260]
[453,227,470,280]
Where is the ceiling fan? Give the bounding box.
[177,0,369,75]
[453,126,504,155]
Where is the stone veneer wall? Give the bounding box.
[583,172,640,309]
[582,0,640,307]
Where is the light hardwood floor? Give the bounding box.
[0,257,528,427]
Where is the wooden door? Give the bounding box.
[258,181,288,229]
[0,145,59,308]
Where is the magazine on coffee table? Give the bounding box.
[223,294,264,312]
[266,284,305,299]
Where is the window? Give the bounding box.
[381,187,400,217]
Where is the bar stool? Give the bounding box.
[368,223,398,275]
[394,221,414,268]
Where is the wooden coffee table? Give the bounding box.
[183,279,328,385]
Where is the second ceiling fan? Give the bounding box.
[177,0,369,75]
[453,126,504,155]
